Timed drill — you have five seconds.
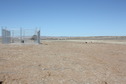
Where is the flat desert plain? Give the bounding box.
[0,40,126,84]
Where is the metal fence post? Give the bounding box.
[37,30,40,44]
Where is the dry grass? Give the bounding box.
[0,41,126,84]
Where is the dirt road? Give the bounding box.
[0,41,126,84]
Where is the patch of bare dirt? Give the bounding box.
[0,41,126,84]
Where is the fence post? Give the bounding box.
[2,28,4,44]
[37,30,40,44]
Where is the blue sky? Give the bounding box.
[0,0,126,36]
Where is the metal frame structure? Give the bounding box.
[1,28,41,44]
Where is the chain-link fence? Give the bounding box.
[1,28,41,44]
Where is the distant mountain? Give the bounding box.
[41,36,126,40]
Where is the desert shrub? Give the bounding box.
[31,35,37,40]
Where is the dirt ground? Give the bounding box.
[0,40,126,84]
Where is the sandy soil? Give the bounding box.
[0,41,126,84]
